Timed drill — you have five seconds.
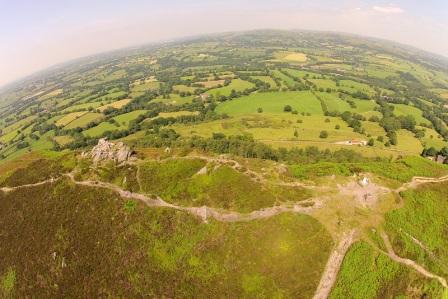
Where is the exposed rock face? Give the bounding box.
[85,138,134,164]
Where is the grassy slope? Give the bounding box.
[392,104,430,126]
[330,242,444,299]
[0,179,333,298]
[385,181,448,279]
[137,159,311,212]
[290,156,448,183]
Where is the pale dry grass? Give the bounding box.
[98,99,131,112]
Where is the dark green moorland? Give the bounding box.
[1,30,448,298]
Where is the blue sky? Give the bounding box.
[1,0,447,87]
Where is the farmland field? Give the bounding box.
[208,79,254,97]
[216,91,323,115]
[64,112,103,129]
[274,51,307,62]
[392,104,430,125]
[55,112,87,127]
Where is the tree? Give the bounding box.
[367,138,375,146]
[440,147,448,157]
[368,115,380,122]
[257,107,263,113]
[387,131,398,145]
[341,111,352,122]
[399,115,416,131]
[319,131,328,138]
[422,147,438,157]
[335,124,340,130]
[381,117,401,132]
[283,105,292,112]
[16,141,29,149]
[294,129,299,138]
[212,132,226,140]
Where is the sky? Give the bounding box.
[1,0,448,87]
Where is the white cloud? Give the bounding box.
[373,5,404,14]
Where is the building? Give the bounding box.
[349,140,367,146]
[436,155,447,164]
[199,93,210,102]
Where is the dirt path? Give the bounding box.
[381,232,447,288]
[400,230,448,273]
[0,177,60,193]
[313,230,357,299]
[64,173,321,223]
[3,170,448,297]
[395,175,448,193]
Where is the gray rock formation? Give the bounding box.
[85,138,134,164]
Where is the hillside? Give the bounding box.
[1,30,448,298]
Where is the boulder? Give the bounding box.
[87,138,134,164]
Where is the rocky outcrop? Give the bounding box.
[83,138,134,164]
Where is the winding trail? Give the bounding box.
[313,230,357,299]
[2,170,448,297]
[0,177,60,193]
[395,175,448,193]
[381,232,447,288]
[64,173,321,223]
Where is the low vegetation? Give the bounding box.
[330,242,444,298]
[0,181,333,297]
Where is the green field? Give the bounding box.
[130,81,161,98]
[318,92,352,112]
[64,112,103,129]
[250,76,277,88]
[84,110,147,137]
[173,84,197,93]
[282,68,321,79]
[172,113,365,145]
[55,112,87,127]
[152,94,195,105]
[392,104,430,125]
[418,126,446,150]
[271,70,296,87]
[208,79,254,97]
[216,91,323,115]
[61,102,101,113]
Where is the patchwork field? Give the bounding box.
[98,99,131,112]
[274,51,307,62]
[55,112,87,127]
[64,112,103,129]
[392,104,430,125]
[216,91,323,115]
[208,79,254,97]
